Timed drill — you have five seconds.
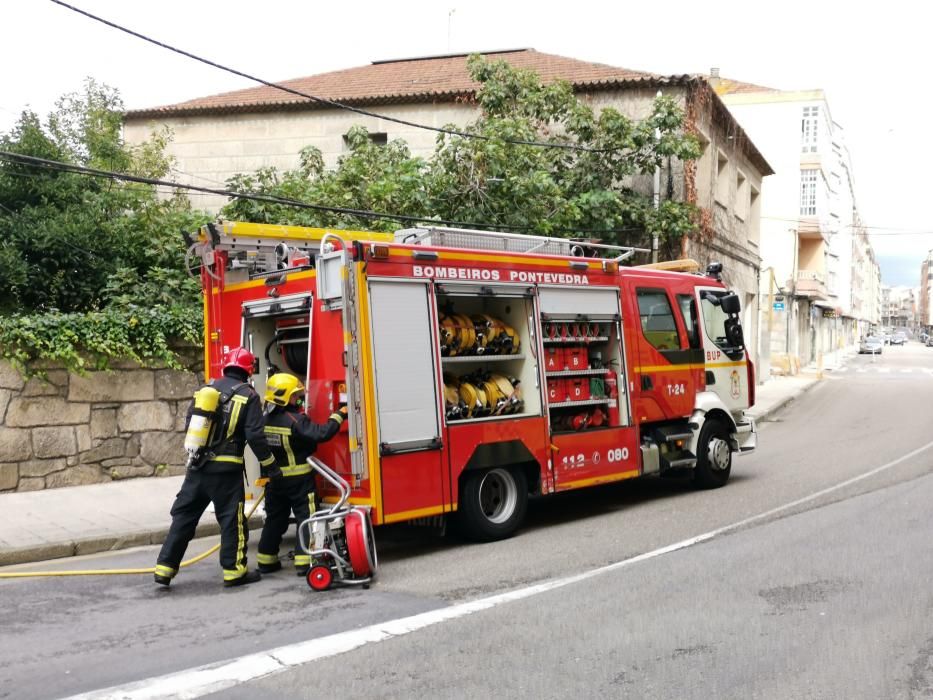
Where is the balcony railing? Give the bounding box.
[796,269,828,300]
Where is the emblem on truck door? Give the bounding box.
[730,370,741,399]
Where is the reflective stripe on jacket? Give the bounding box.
[263,406,343,477]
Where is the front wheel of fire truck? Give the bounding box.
[693,418,732,489]
[458,467,528,542]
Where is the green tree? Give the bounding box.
[0,80,209,372]
[222,55,701,258]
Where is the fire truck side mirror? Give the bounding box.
[720,292,741,315]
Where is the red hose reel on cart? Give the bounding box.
[298,457,377,591]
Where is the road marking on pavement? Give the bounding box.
[66,437,933,700]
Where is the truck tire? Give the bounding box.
[458,467,528,541]
[693,418,732,489]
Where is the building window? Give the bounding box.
[801,106,819,153]
[749,185,761,242]
[715,151,729,205]
[800,169,818,216]
[735,170,749,221]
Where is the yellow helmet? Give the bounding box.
[264,373,305,407]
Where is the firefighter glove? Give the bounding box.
[261,465,284,481]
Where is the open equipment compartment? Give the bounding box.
[538,286,629,433]
[435,282,542,423]
[238,293,314,498]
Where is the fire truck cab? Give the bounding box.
[190,222,757,541]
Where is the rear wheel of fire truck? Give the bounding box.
[307,565,333,591]
[693,418,732,489]
[458,467,528,541]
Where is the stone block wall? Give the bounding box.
[0,354,201,492]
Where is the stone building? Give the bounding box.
[124,49,772,373]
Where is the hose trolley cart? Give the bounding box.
[298,457,378,591]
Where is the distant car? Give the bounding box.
[882,333,892,345]
[890,333,907,346]
[859,336,884,354]
[927,335,933,347]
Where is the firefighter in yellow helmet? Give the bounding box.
[257,373,347,576]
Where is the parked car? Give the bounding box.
[890,332,907,346]
[927,335,933,347]
[859,336,884,354]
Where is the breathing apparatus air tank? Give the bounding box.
[184,385,221,468]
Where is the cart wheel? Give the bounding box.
[345,509,377,577]
[306,565,333,591]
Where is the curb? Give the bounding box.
[0,515,264,569]
[748,377,822,423]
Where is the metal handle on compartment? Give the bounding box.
[307,457,351,512]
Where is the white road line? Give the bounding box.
[879,367,891,373]
[67,438,933,700]
[901,369,913,373]
[856,368,867,373]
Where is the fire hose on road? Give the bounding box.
[0,487,268,580]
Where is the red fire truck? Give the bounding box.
[189,222,757,541]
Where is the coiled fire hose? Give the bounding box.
[0,482,268,579]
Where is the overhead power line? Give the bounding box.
[0,150,643,237]
[50,0,619,155]
[4,153,929,237]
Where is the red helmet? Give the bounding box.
[222,347,256,376]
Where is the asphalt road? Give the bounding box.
[3,342,933,699]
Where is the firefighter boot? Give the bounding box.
[154,564,176,587]
[223,570,262,588]
[257,552,282,573]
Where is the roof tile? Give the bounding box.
[127,49,664,116]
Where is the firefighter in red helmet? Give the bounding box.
[155,347,279,588]
[257,373,346,576]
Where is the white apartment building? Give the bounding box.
[921,252,933,331]
[713,78,881,376]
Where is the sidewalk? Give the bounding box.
[0,373,823,569]
[0,476,264,568]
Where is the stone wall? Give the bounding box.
[0,355,201,493]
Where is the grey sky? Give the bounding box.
[4,0,930,284]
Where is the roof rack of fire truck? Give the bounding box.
[187,221,651,277]
[395,226,650,262]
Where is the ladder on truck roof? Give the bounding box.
[186,221,650,279]
[187,221,394,278]
[395,226,649,262]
